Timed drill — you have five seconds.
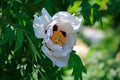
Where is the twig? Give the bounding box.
[33,64,45,79]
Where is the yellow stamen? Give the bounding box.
[50,30,66,46]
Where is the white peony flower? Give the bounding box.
[33,8,82,67]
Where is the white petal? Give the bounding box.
[42,27,53,43]
[49,18,74,35]
[52,12,72,19]
[53,55,69,67]
[53,11,82,32]
[66,33,77,47]
[51,45,72,57]
[33,15,47,25]
[33,15,46,38]
[42,8,52,22]
[33,8,52,38]
[62,44,72,55]
[57,20,74,34]
[71,16,82,32]
[44,38,66,57]
[42,44,52,56]
[42,19,76,57]
[51,34,76,57]
[46,39,62,51]
[44,38,72,57]
[42,44,69,67]
[49,33,76,58]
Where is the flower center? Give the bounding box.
[50,30,66,46]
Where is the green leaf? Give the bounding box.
[68,51,87,80]
[8,29,16,47]
[14,30,24,52]
[44,0,54,15]
[16,12,32,27]
[34,0,42,4]
[81,1,91,25]
[0,29,9,45]
[67,1,81,14]
[92,3,100,9]
[68,0,75,6]
[92,4,102,25]
[0,27,15,46]
[26,34,41,61]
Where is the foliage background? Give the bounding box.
[0,0,120,80]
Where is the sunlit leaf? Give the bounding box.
[67,1,81,13]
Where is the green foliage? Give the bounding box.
[14,30,24,52]
[68,51,87,80]
[0,0,87,80]
[0,0,120,80]
[81,0,91,25]
[83,28,120,80]
[80,0,102,25]
[0,27,15,46]
[92,3,101,25]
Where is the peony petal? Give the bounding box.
[51,45,72,57]
[50,33,75,57]
[56,19,74,34]
[42,8,52,22]
[42,27,53,43]
[53,11,82,32]
[42,44,69,67]
[52,12,72,19]
[52,55,69,67]
[70,16,82,32]
[49,18,74,35]
[42,19,76,57]
[45,38,72,57]
[33,15,47,38]
[42,44,52,56]
[46,39,62,52]
[65,33,77,47]
[33,8,52,38]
